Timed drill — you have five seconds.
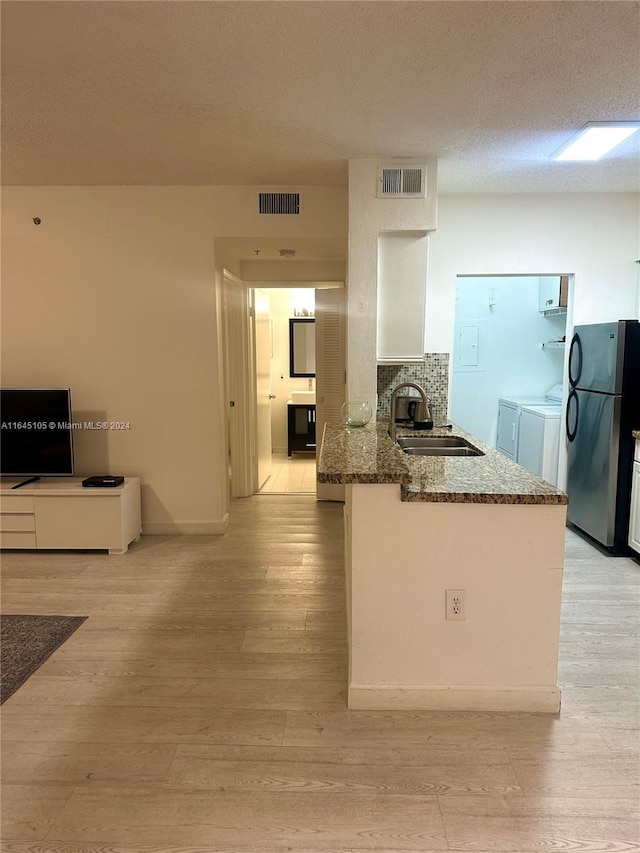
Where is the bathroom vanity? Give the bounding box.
[287,402,317,456]
[318,422,567,713]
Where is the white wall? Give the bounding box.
[241,259,345,282]
[1,186,347,532]
[428,193,639,486]
[346,174,638,437]
[347,159,438,405]
[451,276,566,444]
[348,484,566,712]
[4,187,635,527]
[427,194,640,354]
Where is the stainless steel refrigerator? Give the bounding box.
[566,320,640,554]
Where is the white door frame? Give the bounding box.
[252,288,274,491]
[222,269,254,497]
[315,286,347,501]
[224,276,346,499]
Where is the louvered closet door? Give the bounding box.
[315,287,346,502]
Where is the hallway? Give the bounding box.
[1,495,638,849]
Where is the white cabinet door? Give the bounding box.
[377,232,428,362]
[34,496,124,551]
[629,461,640,555]
[538,276,568,313]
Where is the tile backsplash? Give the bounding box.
[377,353,450,425]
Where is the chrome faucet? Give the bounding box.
[388,382,431,442]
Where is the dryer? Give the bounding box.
[497,396,546,460]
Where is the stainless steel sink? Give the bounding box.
[396,436,484,457]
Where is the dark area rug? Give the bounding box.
[1,614,87,704]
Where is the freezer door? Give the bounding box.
[567,389,621,547]
[570,322,623,394]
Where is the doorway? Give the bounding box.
[255,287,317,495]
[450,273,574,486]
[223,275,346,500]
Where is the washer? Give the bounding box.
[497,396,546,460]
[518,403,562,485]
[496,384,562,462]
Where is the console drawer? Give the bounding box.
[0,496,35,513]
[0,531,37,548]
[1,513,36,532]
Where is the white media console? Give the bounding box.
[0,477,141,554]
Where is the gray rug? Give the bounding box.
[0,614,87,704]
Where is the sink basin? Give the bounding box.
[402,446,483,456]
[396,436,484,457]
[290,391,316,404]
[397,436,472,448]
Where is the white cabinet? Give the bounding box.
[377,232,428,363]
[629,440,640,556]
[538,275,568,314]
[0,478,141,554]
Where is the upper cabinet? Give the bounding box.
[539,275,569,314]
[377,232,428,363]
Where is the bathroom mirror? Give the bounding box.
[289,318,316,377]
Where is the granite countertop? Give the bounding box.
[633,430,640,440]
[318,421,568,505]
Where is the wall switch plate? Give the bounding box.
[446,589,466,620]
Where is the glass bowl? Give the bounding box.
[341,400,373,428]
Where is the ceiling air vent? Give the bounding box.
[258,192,301,215]
[377,164,426,198]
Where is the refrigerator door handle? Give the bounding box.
[566,388,579,443]
[568,333,582,388]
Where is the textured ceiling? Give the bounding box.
[2,0,639,192]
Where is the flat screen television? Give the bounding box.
[1,388,74,478]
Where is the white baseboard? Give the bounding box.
[143,514,229,536]
[348,683,561,713]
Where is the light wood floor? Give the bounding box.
[1,496,638,851]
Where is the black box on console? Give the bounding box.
[82,476,125,488]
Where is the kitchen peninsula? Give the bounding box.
[318,422,568,713]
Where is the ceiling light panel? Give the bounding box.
[554,122,640,161]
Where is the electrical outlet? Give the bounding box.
[446,589,466,621]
